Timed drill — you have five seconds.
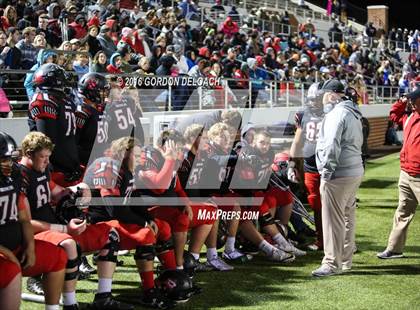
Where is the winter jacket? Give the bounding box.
[316,100,364,180]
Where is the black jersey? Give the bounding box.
[75,104,102,166]
[232,144,274,192]
[295,108,324,173]
[178,149,208,198]
[29,91,80,174]
[20,164,58,224]
[0,164,23,251]
[202,142,238,195]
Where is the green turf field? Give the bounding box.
[22,153,420,310]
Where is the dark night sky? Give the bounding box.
[308,1,419,30]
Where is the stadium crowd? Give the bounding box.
[0,0,418,115]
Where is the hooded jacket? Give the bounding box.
[106,52,122,74]
[24,49,58,100]
[69,16,88,39]
[316,100,364,180]
[220,16,239,38]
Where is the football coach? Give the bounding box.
[312,79,364,277]
[378,88,420,259]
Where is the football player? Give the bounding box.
[234,130,306,258]
[288,82,325,250]
[85,136,178,309]
[28,63,81,187]
[0,131,66,310]
[19,132,133,310]
[136,130,216,270]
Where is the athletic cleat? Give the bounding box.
[306,241,323,251]
[80,256,96,274]
[194,260,214,272]
[206,257,234,271]
[267,247,295,263]
[141,288,176,309]
[222,249,252,263]
[312,264,341,277]
[26,276,44,295]
[277,242,307,257]
[91,292,134,310]
[63,305,79,310]
[377,250,403,259]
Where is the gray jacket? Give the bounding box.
[316,100,364,180]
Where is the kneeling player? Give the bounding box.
[0,131,66,310]
[20,132,133,310]
[85,136,179,308]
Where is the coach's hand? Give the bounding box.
[287,161,299,183]
[67,218,87,235]
[21,243,36,269]
[163,139,177,160]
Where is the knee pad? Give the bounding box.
[155,238,174,255]
[134,245,156,261]
[258,213,275,228]
[97,228,120,263]
[65,255,81,281]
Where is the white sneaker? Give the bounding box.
[222,249,252,263]
[267,247,295,263]
[206,257,234,271]
[342,264,352,272]
[118,250,130,255]
[277,242,307,257]
[312,264,341,277]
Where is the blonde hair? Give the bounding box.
[208,122,229,141]
[184,124,205,143]
[110,137,140,162]
[21,132,54,157]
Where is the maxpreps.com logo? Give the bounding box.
[197,209,259,221]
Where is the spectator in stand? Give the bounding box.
[73,49,90,77]
[136,56,153,75]
[70,38,82,51]
[328,22,343,45]
[37,14,61,48]
[68,14,88,40]
[364,22,377,48]
[24,49,57,100]
[185,50,196,70]
[82,25,102,58]
[2,28,21,69]
[156,54,176,76]
[16,7,33,31]
[220,17,239,40]
[33,34,47,50]
[90,50,108,73]
[3,5,17,30]
[117,46,134,73]
[132,30,152,57]
[97,25,117,58]
[107,51,123,74]
[178,0,199,20]
[16,26,37,69]
[228,6,240,24]
[130,5,142,24]
[300,18,316,37]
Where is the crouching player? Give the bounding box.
[234,130,306,259]
[85,136,180,309]
[19,132,133,310]
[0,131,66,310]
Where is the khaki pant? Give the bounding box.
[320,176,363,270]
[387,170,420,252]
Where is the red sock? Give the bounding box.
[140,271,155,291]
[158,250,177,270]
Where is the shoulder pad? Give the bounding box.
[30,99,58,120]
[75,110,89,129]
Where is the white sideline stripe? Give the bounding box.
[77,197,264,206]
